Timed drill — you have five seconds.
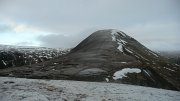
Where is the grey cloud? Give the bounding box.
[37,28,98,48]
[38,35,85,48]
[0,0,179,34]
[144,41,180,51]
[122,22,180,51]
[38,34,76,48]
[0,0,180,51]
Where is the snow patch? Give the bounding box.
[120,39,128,44]
[175,64,179,66]
[53,62,59,65]
[149,50,159,57]
[121,62,127,64]
[117,43,123,52]
[111,29,127,37]
[164,67,175,72]
[2,60,7,66]
[137,54,149,61]
[105,78,109,82]
[111,30,125,52]
[119,32,127,37]
[113,68,141,80]
[143,70,151,77]
[111,32,116,41]
[125,48,133,54]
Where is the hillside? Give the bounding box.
[0,29,180,91]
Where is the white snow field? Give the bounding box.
[0,77,179,101]
[113,68,141,80]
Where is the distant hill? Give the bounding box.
[0,45,70,69]
[159,51,180,65]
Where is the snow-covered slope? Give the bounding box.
[0,77,179,101]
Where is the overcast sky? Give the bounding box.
[0,0,180,51]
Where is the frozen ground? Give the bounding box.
[0,77,180,101]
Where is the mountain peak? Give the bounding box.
[0,29,180,91]
[54,29,180,90]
